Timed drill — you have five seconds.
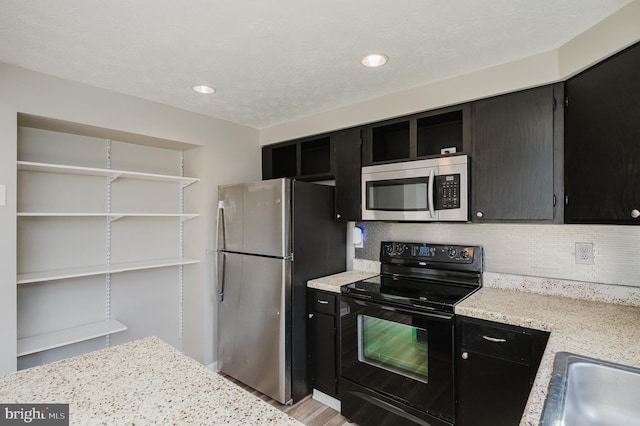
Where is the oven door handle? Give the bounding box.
[346,296,454,322]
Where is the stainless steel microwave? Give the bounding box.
[361,155,469,221]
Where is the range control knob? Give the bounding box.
[461,250,470,260]
[395,244,407,255]
[448,247,458,258]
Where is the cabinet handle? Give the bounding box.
[632,209,640,219]
[317,299,329,305]
[461,352,469,360]
[476,211,484,218]
[482,335,507,343]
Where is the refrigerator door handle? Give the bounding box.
[217,252,227,302]
[216,200,227,302]
[217,200,226,251]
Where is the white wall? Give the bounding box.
[260,1,640,145]
[0,63,260,374]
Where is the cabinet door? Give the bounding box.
[333,128,362,221]
[565,42,640,224]
[308,311,337,397]
[456,350,531,426]
[456,317,549,426]
[471,85,557,221]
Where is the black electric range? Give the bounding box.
[341,241,483,313]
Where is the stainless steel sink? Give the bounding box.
[541,352,640,426]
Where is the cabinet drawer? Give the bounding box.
[460,318,532,363]
[309,290,336,315]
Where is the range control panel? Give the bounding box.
[381,241,478,264]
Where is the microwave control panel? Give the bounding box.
[436,174,460,210]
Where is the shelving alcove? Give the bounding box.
[16,113,201,369]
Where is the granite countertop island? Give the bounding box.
[0,337,301,425]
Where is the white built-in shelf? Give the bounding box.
[17,212,199,221]
[17,161,199,187]
[17,258,200,285]
[17,319,127,357]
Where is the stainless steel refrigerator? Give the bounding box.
[216,178,346,404]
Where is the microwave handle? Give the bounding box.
[428,169,435,218]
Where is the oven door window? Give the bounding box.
[357,315,428,383]
[366,177,429,211]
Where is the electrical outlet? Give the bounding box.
[575,242,594,265]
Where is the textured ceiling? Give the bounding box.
[0,0,632,129]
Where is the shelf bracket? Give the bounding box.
[180,215,198,223]
[181,180,197,189]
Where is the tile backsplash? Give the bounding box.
[355,222,640,288]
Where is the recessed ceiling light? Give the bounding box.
[192,84,215,94]
[362,54,388,68]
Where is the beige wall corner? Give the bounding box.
[558,0,640,78]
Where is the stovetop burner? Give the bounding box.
[342,241,483,313]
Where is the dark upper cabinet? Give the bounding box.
[262,128,363,221]
[362,104,471,165]
[456,316,549,426]
[333,128,362,221]
[564,42,640,224]
[262,135,332,181]
[471,84,564,222]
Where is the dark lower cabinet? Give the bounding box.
[471,84,563,222]
[307,289,339,397]
[456,316,549,426]
[565,41,640,224]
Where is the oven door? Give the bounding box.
[340,295,455,422]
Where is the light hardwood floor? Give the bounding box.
[220,373,352,426]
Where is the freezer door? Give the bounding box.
[217,252,292,403]
[218,179,290,257]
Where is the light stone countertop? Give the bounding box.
[456,287,640,426]
[0,337,301,425]
[307,270,379,293]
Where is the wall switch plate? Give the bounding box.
[0,184,6,206]
[575,242,594,265]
